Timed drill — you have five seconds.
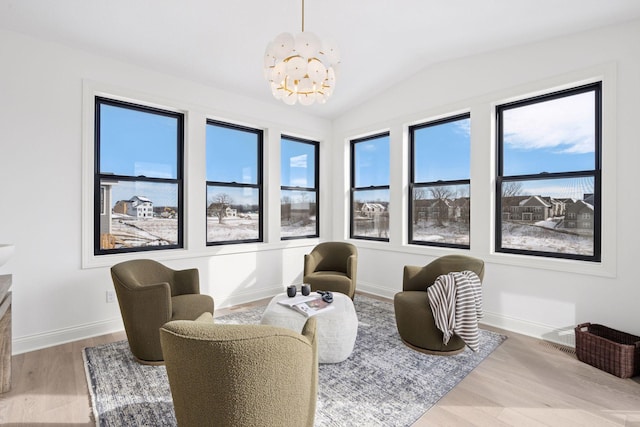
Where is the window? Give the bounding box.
[94,97,183,254]
[409,114,471,248]
[280,136,319,239]
[206,120,263,245]
[496,83,601,261]
[350,133,390,241]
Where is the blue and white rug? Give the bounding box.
[84,295,506,426]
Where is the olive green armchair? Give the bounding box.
[303,242,358,299]
[394,255,484,355]
[110,259,214,364]
[160,313,318,427]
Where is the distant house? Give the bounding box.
[427,198,454,221]
[360,202,386,218]
[114,196,154,218]
[501,196,529,220]
[507,195,554,222]
[564,199,594,229]
[413,197,469,223]
[453,197,470,223]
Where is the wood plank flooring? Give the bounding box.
[1,295,638,426]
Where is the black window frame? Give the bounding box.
[94,96,184,255]
[280,135,320,240]
[350,132,390,242]
[408,113,471,249]
[205,119,264,246]
[495,82,602,262]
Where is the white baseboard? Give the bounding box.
[357,282,397,300]
[12,286,285,356]
[215,286,284,309]
[482,311,576,347]
[357,280,576,348]
[12,284,576,355]
[13,317,124,355]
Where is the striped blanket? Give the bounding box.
[426,271,482,351]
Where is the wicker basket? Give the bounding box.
[575,323,640,378]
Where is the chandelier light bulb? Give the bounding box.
[264,30,340,106]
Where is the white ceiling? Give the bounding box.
[2,0,640,119]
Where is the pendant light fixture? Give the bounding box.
[263,0,340,106]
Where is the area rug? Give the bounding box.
[84,295,506,426]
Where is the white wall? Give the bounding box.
[333,20,640,344]
[2,19,639,355]
[0,29,331,354]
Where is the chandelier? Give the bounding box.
[263,0,340,106]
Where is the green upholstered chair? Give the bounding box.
[160,314,318,427]
[110,259,214,364]
[303,242,358,299]
[394,255,485,355]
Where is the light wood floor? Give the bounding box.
[1,296,639,426]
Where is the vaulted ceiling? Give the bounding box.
[2,0,640,119]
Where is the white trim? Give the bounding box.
[337,63,617,278]
[356,280,398,300]
[12,286,290,355]
[482,311,576,348]
[486,64,617,278]
[81,80,329,269]
[357,280,577,348]
[13,318,124,355]
[214,285,284,310]
[81,80,191,269]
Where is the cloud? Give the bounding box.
[289,154,308,168]
[503,91,595,154]
[454,118,471,136]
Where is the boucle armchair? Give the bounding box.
[160,314,318,427]
[304,241,358,299]
[110,259,214,364]
[394,255,484,355]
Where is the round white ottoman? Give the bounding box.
[260,292,358,364]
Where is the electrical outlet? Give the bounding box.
[106,290,116,303]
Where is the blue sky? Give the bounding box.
[502,90,596,199]
[354,134,390,188]
[100,104,178,206]
[413,117,470,183]
[281,137,315,188]
[100,104,177,179]
[503,91,595,176]
[206,124,258,184]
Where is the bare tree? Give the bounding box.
[502,181,524,197]
[430,186,453,226]
[429,186,453,200]
[208,193,233,224]
[296,191,309,204]
[413,188,427,225]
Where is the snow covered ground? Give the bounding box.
[107,216,591,256]
[207,216,260,242]
[110,217,178,248]
[412,221,470,245]
[502,221,593,255]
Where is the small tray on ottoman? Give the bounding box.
[575,323,640,378]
